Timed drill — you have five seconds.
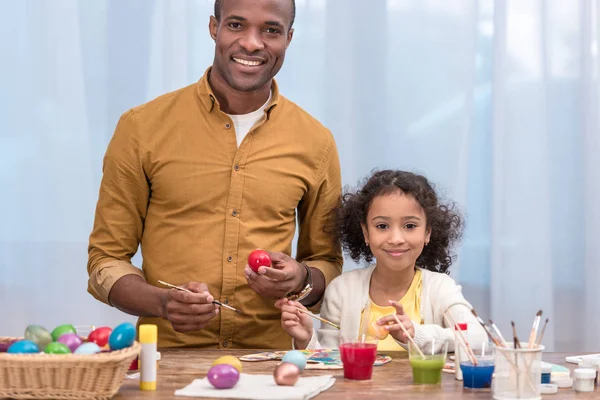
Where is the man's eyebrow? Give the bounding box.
[225,15,247,22]
[265,20,285,29]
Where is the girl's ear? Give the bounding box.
[361,223,370,245]
[425,228,432,245]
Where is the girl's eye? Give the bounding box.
[405,223,417,229]
[376,223,388,230]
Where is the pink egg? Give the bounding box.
[57,333,83,352]
[273,362,300,386]
[207,364,240,389]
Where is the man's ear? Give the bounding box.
[209,16,218,41]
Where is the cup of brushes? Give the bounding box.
[458,308,549,399]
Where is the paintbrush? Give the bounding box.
[444,310,478,365]
[158,280,243,314]
[527,310,543,348]
[291,306,340,329]
[511,321,521,348]
[471,309,503,347]
[535,318,549,346]
[489,319,508,347]
[391,313,426,358]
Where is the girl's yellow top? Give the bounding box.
[359,269,423,351]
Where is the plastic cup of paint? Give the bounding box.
[460,341,496,389]
[409,338,449,385]
[339,335,378,380]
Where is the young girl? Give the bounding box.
[277,170,487,351]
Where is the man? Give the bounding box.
[87,0,342,349]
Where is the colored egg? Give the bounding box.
[87,326,112,348]
[44,342,71,354]
[273,362,300,386]
[0,338,19,352]
[367,321,389,340]
[108,322,136,350]
[74,342,102,355]
[211,355,243,373]
[207,364,240,389]
[7,340,39,354]
[24,325,53,350]
[281,350,307,372]
[57,333,83,352]
[51,324,76,341]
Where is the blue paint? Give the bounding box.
[460,360,495,389]
[541,372,551,384]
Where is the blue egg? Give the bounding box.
[74,342,102,355]
[281,350,307,372]
[7,340,39,354]
[108,322,136,350]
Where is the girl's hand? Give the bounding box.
[275,298,313,349]
[376,301,415,343]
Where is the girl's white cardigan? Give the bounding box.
[299,265,488,352]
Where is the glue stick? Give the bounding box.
[454,322,468,381]
[139,324,157,391]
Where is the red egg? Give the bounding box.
[87,326,112,347]
[248,249,271,273]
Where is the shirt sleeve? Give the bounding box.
[295,134,343,311]
[87,110,149,305]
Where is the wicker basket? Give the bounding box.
[0,337,141,400]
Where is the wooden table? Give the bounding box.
[115,349,597,399]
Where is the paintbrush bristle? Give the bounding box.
[511,321,521,348]
[536,310,543,317]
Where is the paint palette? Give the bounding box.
[239,349,392,370]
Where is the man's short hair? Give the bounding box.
[214,0,296,29]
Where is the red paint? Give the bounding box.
[339,342,377,380]
[247,249,271,272]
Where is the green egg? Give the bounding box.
[24,325,53,350]
[51,324,76,341]
[44,342,71,354]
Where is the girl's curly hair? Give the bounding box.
[334,170,463,274]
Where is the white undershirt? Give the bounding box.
[226,91,272,147]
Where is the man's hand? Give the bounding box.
[244,251,306,300]
[161,282,219,333]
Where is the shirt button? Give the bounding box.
[222,341,229,348]
[227,256,233,262]
[232,210,238,217]
[225,123,231,129]
[224,299,229,305]
[234,164,240,171]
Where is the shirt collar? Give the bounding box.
[195,66,280,119]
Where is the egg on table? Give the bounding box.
[207,364,240,389]
[211,355,243,373]
[281,350,307,372]
[273,362,300,386]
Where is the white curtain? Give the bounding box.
[1,0,598,352]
